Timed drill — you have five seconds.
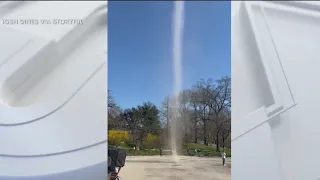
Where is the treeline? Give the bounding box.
[108,76,231,152]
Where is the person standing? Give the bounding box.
[221,152,227,166]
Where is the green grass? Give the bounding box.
[125,149,160,156]
[111,142,231,157]
[183,143,231,157]
[118,142,131,149]
[109,143,161,156]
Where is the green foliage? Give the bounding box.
[124,139,136,148]
[137,102,162,135]
[145,133,158,142]
[144,133,160,149]
[121,102,162,148]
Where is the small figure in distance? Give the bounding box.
[221,151,227,166]
[160,147,163,156]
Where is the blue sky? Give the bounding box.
[108,1,230,109]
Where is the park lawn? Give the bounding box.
[112,142,231,157]
[184,143,231,157]
[116,142,161,156]
[118,142,131,149]
[125,149,160,156]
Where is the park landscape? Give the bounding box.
[108,1,231,179]
[108,76,231,180]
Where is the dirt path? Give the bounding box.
[120,156,231,180]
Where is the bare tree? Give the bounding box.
[108,76,231,155]
[193,80,216,146]
[155,77,232,150]
[219,110,231,149]
[108,89,122,130]
[179,90,191,141]
[193,77,231,150]
[160,96,172,139]
[192,88,211,146]
[212,77,231,151]
[189,90,200,143]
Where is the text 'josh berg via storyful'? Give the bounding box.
[2,19,84,25]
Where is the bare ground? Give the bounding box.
[119,156,231,180]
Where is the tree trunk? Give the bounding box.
[194,119,197,143]
[184,116,188,140]
[194,108,198,143]
[203,120,208,146]
[222,138,225,149]
[167,115,169,139]
[216,132,220,152]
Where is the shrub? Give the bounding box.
[144,133,160,149]
[108,130,129,146]
[145,133,158,142]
